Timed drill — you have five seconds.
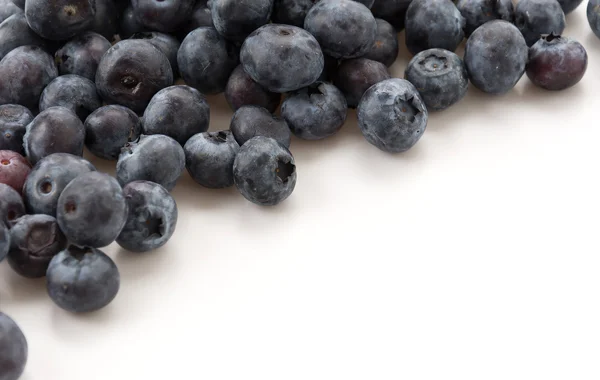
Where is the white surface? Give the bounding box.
[2,6,600,380]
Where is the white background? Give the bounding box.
[2,5,600,380]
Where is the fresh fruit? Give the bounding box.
[39,74,102,121]
[456,0,514,36]
[0,150,30,193]
[25,0,96,40]
[332,58,390,108]
[211,0,274,42]
[0,312,28,380]
[230,106,291,148]
[0,104,33,154]
[364,19,399,67]
[84,105,142,161]
[514,0,566,47]
[54,32,112,81]
[0,183,25,226]
[184,130,240,189]
[225,65,281,113]
[131,0,196,32]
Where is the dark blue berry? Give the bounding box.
[116,180,178,252]
[92,0,119,41]
[588,0,600,38]
[0,104,33,154]
[46,245,120,313]
[0,183,25,226]
[357,78,428,153]
[0,222,9,262]
[230,106,291,148]
[184,130,240,188]
[118,5,147,39]
[225,65,281,113]
[514,0,565,47]
[25,0,96,40]
[39,75,102,121]
[0,0,22,24]
[0,312,28,380]
[177,0,214,39]
[233,136,297,206]
[405,0,465,55]
[371,0,412,31]
[0,13,48,60]
[130,32,180,77]
[131,0,196,32]
[211,0,274,42]
[558,0,583,14]
[332,58,390,108]
[456,0,514,36]
[84,105,142,161]
[54,32,112,81]
[57,171,128,248]
[364,19,399,67]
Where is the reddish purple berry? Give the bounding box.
[0,150,30,194]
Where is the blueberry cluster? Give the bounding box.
[0,0,597,377]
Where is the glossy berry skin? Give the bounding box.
[225,65,281,113]
[514,0,565,47]
[587,0,600,39]
[230,106,291,148]
[370,0,412,30]
[84,106,142,161]
[282,82,347,140]
[57,172,128,248]
[526,34,588,91]
[25,0,96,40]
[0,183,25,226]
[0,150,30,193]
[332,58,391,108]
[23,107,85,165]
[118,5,146,39]
[456,0,514,36]
[405,0,465,55]
[96,40,174,113]
[405,48,469,111]
[241,24,324,93]
[0,312,28,380]
[46,246,120,313]
[131,32,180,77]
[23,153,96,216]
[92,0,119,41]
[0,46,58,111]
[0,105,32,155]
[131,0,196,32]
[0,13,48,60]
[116,180,178,252]
[178,27,239,95]
[364,19,399,67]
[558,0,583,14]
[211,0,274,42]
[233,136,297,206]
[304,0,376,59]
[39,75,102,121]
[143,86,210,145]
[177,0,214,39]
[184,130,240,188]
[357,78,428,153]
[54,32,112,81]
[116,134,185,191]
[465,20,528,94]
[7,214,67,278]
[0,223,8,262]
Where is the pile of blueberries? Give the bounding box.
[1,0,599,377]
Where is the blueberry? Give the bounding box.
[558,0,583,14]
[233,136,297,206]
[464,20,528,94]
[57,171,128,248]
[7,214,67,278]
[0,104,33,154]
[130,32,181,77]
[23,107,85,165]
[0,13,48,60]
[23,153,96,216]
[0,183,25,226]
[39,75,102,121]
[0,150,30,194]
[456,0,514,36]
[118,5,147,39]
[240,24,324,93]
[357,78,428,153]
[332,58,391,108]
[317,54,340,83]
[0,0,22,24]
[405,0,465,55]
[178,27,239,95]
[281,82,347,140]
[526,34,588,91]
[363,19,399,67]
[211,0,274,42]
[514,0,565,47]
[54,32,112,81]
[225,65,281,113]
[116,180,178,252]
[405,48,469,111]
[143,86,210,145]
[131,0,196,32]
[272,0,316,27]
[0,312,28,380]
[25,0,96,40]
[0,45,58,111]
[177,0,214,39]
[84,105,142,161]
[230,106,291,148]
[92,0,119,41]
[588,0,600,38]
[116,134,185,191]
[0,222,8,262]
[184,130,240,188]
[304,0,376,59]
[96,40,174,113]
[370,0,412,30]
[46,245,120,313]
